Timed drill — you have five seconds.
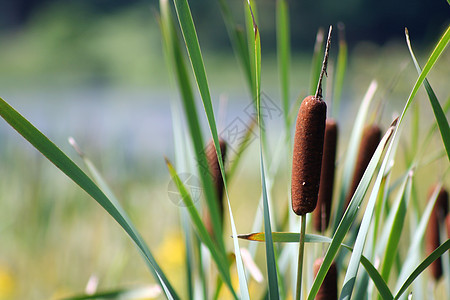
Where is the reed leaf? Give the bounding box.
[171,2,249,296]
[379,170,413,283]
[405,27,450,161]
[276,0,291,130]
[249,2,280,296]
[394,183,444,293]
[0,97,179,300]
[217,0,252,90]
[394,239,450,300]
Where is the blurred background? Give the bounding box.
[0,0,449,299]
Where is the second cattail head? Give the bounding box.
[314,118,338,232]
[313,257,338,300]
[345,124,381,209]
[291,95,327,215]
[426,184,448,281]
[203,139,227,237]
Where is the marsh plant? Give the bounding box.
[0,0,449,299]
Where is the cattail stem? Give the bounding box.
[296,214,307,300]
[315,26,332,99]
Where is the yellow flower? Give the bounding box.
[0,267,15,299]
[156,231,185,267]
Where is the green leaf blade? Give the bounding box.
[276,0,291,129]
[0,97,180,300]
[394,240,450,300]
[405,28,450,161]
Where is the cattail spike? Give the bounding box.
[314,119,338,232]
[426,185,448,281]
[203,139,227,237]
[313,258,338,300]
[446,213,450,240]
[291,96,327,215]
[345,124,381,210]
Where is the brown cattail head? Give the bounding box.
[426,185,449,281]
[291,96,327,215]
[203,139,227,237]
[446,213,450,240]
[345,124,382,209]
[314,119,338,232]
[313,258,338,300]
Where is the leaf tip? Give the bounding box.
[68,136,84,157]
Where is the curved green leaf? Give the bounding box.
[394,239,450,300]
[160,0,225,253]
[171,1,249,296]
[405,28,450,161]
[277,0,291,130]
[0,97,179,300]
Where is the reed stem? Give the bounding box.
[296,214,307,300]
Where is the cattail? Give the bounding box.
[314,119,338,231]
[446,213,450,240]
[203,139,227,237]
[291,95,327,215]
[426,185,448,281]
[345,124,381,209]
[313,258,338,300]
[293,26,332,300]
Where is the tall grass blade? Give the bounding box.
[260,155,280,299]
[68,137,126,216]
[396,25,450,127]
[308,122,396,300]
[0,97,179,300]
[217,0,252,90]
[394,183,443,293]
[251,2,280,297]
[405,28,450,161]
[277,0,291,130]
[69,137,187,297]
[160,2,225,260]
[170,3,249,296]
[394,239,450,300]
[379,170,413,282]
[332,80,378,231]
[244,0,258,99]
[165,159,237,299]
[332,23,347,117]
[171,106,196,300]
